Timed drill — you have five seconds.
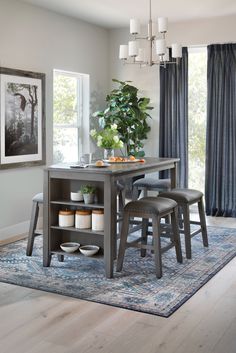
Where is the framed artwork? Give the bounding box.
[0,67,45,169]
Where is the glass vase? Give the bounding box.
[104,148,114,160]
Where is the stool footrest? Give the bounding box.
[190,220,201,225]
[128,224,143,234]
[126,239,176,254]
[179,227,202,238]
[34,231,43,236]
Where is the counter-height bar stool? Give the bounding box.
[26,193,43,256]
[160,189,208,259]
[131,178,172,231]
[132,178,171,201]
[117,196,183,278]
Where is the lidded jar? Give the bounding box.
[75,209,92,229]
[59,210,74,227]
[92,209,104,231]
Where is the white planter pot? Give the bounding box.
[83,193,95,204]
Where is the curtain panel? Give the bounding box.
[205,44,236,217]
[159,47,188,188]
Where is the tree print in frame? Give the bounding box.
[0,67,45,169]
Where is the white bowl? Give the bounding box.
[79,245,100,257]
[60,242,80,253]
[70,191,83,201]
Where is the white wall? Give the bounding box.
[0,0,109,240]
[108,28,160,158]
[166,15,236,46]
[108,14,236,157]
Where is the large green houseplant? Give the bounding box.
[93,79,153,157]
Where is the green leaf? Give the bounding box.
[91,79,152,154]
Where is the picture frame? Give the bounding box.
[0,67,45,169]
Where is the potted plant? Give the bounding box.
[92,79,153,157]
[80,185,96,204]
[90,123,124,159]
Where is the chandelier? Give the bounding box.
[119,0,182,67]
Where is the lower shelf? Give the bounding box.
[51,249,104,260]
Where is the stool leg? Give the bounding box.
[198,197,208,247]
[118,187,126,235]
[182,204,192,259]
[26,201,39,256]
[141,218,149,257]
[143,187,148,197]
[164,214,171,225]
[132,185,139,201]
[117,211,130,272]
[171,207,183,263]
[152,216,162,279]
[118,188,125,213]
[178,206,184,229]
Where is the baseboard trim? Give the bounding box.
[0,217,42,243]
[0,233,28,246]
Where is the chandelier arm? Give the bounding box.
[134,36,149,40]
[147,0,153,66]
[149,0,151,22]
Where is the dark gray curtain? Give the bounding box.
[159,47,188,188]
[205,43,236,216]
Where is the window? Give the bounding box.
[188,47,207,193]
[53,70,89,163]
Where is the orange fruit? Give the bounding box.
[108,156,116,162]
[95,160,104,166]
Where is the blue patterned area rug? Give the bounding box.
[0,226,236,317]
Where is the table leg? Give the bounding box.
[104,176,117,278]
[170,161,178,188]
[43,170,51,267]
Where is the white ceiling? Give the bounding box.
[21,0,236,28]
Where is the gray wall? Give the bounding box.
[0,0,109,239]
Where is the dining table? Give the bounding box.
[43,157,179,278]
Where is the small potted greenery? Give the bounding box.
[80,185,96,204]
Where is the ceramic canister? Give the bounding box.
[92,209,104,231]
[58,210,74,227]
[75,209,92,229]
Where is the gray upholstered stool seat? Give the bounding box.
[32,193,43,203]
[26,192,43,256]
[160,188,203,204]
[160,188,208,259]
[132,178,171,200]
[117,196,182,278]
[133,178,171,190]
[125,196,177,214]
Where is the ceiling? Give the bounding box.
[21,0,236,28]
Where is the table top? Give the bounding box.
[46,157,179,176]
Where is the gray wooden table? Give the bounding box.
[43,157,179,278]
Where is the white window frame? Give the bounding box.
[187,45,207,199]
[53,69,90,162]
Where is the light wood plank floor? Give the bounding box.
[1,216,236,353]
